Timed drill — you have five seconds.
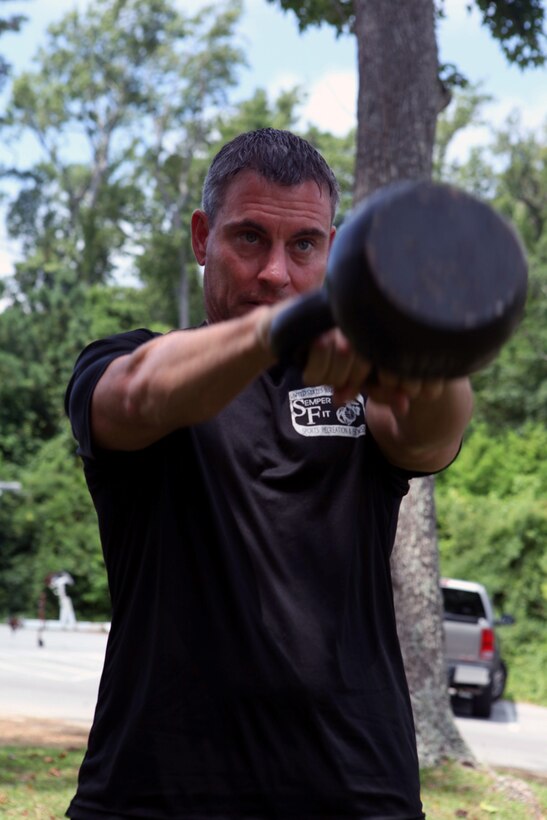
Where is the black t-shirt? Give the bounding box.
[65,328,425,820]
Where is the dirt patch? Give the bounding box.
[492,771,547,818]
[0,716,89,748]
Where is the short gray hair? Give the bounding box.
[202,128,340,224]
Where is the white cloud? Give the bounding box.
[492,95,547,131]
[0,232,17,279]
[0,253,14,279]
[264,68,357,135]
[0,252,14,313]
[300,71,357,135]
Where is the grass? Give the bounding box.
[0,747,546,819]
[0,746,82,818]
[421,759,547,819]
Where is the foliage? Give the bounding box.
[0,273,170,618]
[265,0,353,35]
[136,84,305,327]
[436,421,547,705]
[0,274,160,465]
[491,114,547,250]
[1,0,247,327]
[435,98,547,431]
[433,85,494,186]
[82,282,170,341]
[268,0,547,67]
[0,269,83,464]
[0,0,27,92]
[437,92,547,676]
[0,427,110,620]
[469,261,547,430]
[302,124,356,224]
[437,422,547,617]
[431,96,547,709]
[503,624,547,704]
[472,0,546,67]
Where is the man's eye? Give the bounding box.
[295,238,313,252]
[240,231,259,244]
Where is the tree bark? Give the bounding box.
[353,0,439,200]
[352,0,472,765]
[391,477,472,766]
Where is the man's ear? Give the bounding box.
[191,210,209,265]
[328,225,336,251]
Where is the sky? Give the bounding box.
[0,0,546,276]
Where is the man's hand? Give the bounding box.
[300,325,473,473]
[301,327,371,405]
[360,371,446,418]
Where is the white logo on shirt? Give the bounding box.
[289,386,366,438]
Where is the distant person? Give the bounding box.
[7,614,21,633]
[37,587,47,648]
[49,571,77,629]
[65,128,473,818]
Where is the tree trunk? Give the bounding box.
[391,477,471,766]
[353,0,438,200]
[353,0,472,765]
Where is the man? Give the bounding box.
[65,128,473,819]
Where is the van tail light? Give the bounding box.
[479,627,495,660]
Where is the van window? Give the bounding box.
[442,588,486,619]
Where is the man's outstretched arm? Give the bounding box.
[90,304,472,469]
[90,308,275,452]
[363,377,473,473]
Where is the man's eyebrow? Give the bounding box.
[292,227,329,240]
[224,219,329,239]
[224,219,267,234]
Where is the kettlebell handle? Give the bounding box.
[269,289,335,367]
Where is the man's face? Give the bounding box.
[191,169,336,323]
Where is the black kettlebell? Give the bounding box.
[270,179,528,379]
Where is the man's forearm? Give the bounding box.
[366,378,474,473]
[91,308,275,451]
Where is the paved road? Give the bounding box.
[1,624,546,775]
[453,697,547,775]
[0,622,107,727]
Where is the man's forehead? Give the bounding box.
[220,170,332,222]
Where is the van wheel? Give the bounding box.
[472,683,493,718]
[492,661,507,701]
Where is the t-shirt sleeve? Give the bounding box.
[64,328,160,460]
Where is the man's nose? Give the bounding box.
[258,245,290,287]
